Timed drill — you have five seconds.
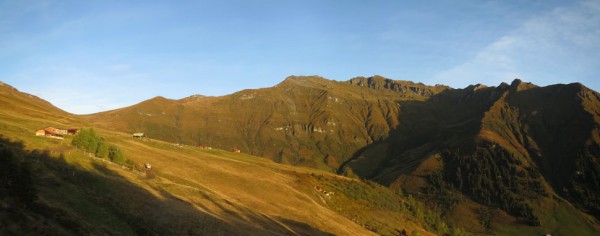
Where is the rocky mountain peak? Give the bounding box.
[510,78,522,87]
[509,78,537,91]
[347,76,447,97]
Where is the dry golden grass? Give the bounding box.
[1,82,434,235]
[50,128,381,235]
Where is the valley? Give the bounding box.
[0,81,439,235]
[1,76,599,235]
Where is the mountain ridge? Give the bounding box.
[85,75,450,170]
[342,77,600,229]
[1,81,443,235]
[2,76,599,234]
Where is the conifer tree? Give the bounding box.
[109,145,125,165]
[96,138,109,158]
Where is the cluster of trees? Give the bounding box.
[442,145,541,225]
[72,128,125,165]
[318,175,467,235]
[425,171,461,211]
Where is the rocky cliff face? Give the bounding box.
[347,75,449,96]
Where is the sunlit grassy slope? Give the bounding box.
[84,76,449,171]
[0,81,437,235]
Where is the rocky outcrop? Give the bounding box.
[348,76,449,96]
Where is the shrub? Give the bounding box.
[108,145,125,165]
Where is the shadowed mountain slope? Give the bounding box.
[343,79,600,233]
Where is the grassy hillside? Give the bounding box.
[84,76,449,171]
[0,81,446,235]
[4,76,599,235]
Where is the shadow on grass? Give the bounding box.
[0,136,334,235]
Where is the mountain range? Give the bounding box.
[85,76,449,170]
[1,76,599,235]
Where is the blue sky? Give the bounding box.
[1,0,599,114]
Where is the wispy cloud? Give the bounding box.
[430,0,600,89]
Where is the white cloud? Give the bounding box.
[430,0,600,89]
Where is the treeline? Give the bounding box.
[72,128,126,165]
[442,145,543,226]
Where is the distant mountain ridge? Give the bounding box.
[4,76,598,233]
[85,75,448,170]
[83,76,600,231]
[347,76,448,96]
[343,78,600,227]
[1,81,438,235]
